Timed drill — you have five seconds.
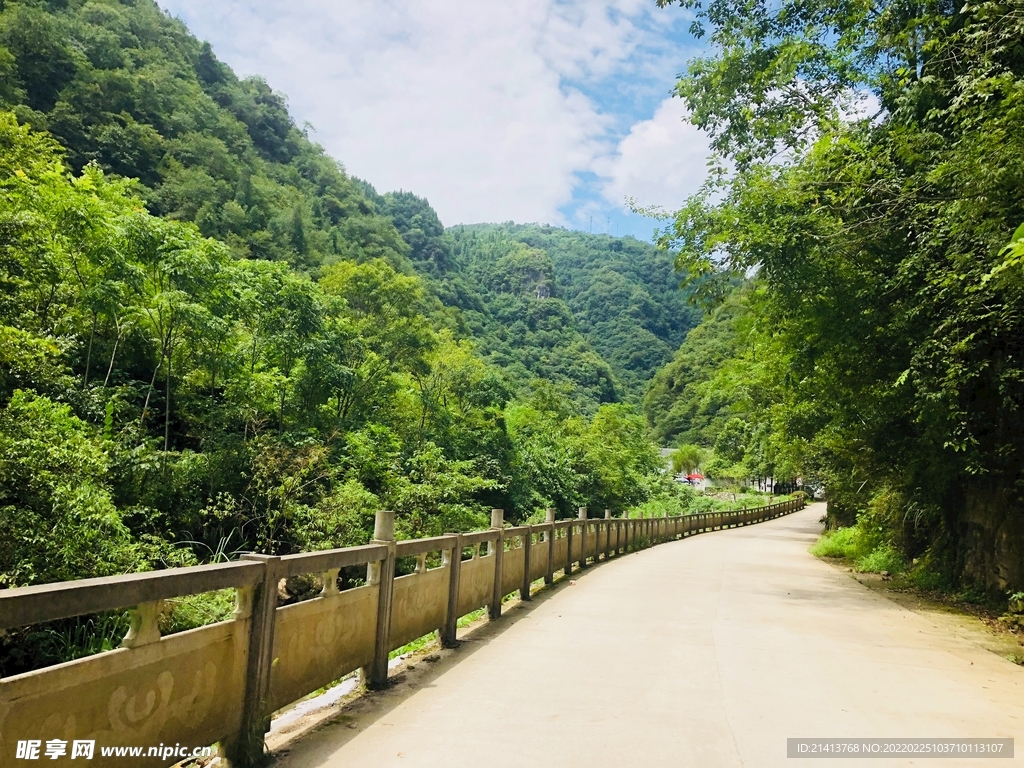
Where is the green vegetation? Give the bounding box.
[0,0,699,416]
[630,483,788,518]
[653,0,1024,591]
[425,219,621,408]
[809,528,859,560]
[669,444,706,475]
[811,528,905,574]
[0,110,669,673]
[645,285,796,490]
[645,289,750,446]
[0,0,407,270]
[451,224,701,401]
[0,0,705,677]
[0,108,665,580]
[388,631,439,661]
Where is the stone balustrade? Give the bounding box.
[0,498,805,766]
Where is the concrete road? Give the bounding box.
[274,504,1024,767]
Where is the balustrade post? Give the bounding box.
[603,509,611,558]
[230,553,280,766]
[365,510,396,689]
[521,525,533,601]
[441,533,462,648]
[489,509,504,620]
[577,507,588,568]
[545,508,556,584]
[565,518,573,577]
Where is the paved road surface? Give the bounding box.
[274,504,1024,767]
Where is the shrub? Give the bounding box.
[855,543,906,574]
[810,526,860,559]
[897,549,954,592]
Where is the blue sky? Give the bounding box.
[159,1,711,241]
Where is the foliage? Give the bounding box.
[353,192,690,412]
[0,111,668,607]
[644,288,751,446]
[0,390,148,586]
[645,285,802,487]
[809,527,861,559]
[630,483,786,518]
[0,0,409,270]
[653,0,1024,589]
[856,543,906,574]
[448,227,620,409]
[670,444,707,474]
[810,524,906,573]
[452,223,702,402]
[0,1,686,671]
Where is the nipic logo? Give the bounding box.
[15,740,212,760]
[16,740,93,759]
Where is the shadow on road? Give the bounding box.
[270,555,608,764]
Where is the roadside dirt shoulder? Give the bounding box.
[821,558,1024,666]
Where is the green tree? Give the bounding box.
[653,0,1024,589]
[671,444,707,475]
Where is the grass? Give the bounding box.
[388,630,439,660]
[814,524,1019,623]
[457,607,487,628]
[810,527,860,559]
[855,543,905,574]
[810,527,906,574]
[160,589,237,635]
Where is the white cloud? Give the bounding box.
[599,96,713,213]
[159,0,687,226]
[842,89,884,123]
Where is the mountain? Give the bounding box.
[451,224,701,401]
[361,192,701,409]
[0,0,409,270]
[0,0,697,411]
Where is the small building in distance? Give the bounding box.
[659,448,708,491]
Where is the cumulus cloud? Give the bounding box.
[599,96,713,214]
[160,0,689,226]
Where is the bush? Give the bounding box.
[810,526,860,558]
[0,391,150,587]
[855,543,905,574]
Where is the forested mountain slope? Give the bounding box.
[357,189,621,409]
[651,0,1024,592]
[0,0,687,412]
[0,0,409,269]
[0,0,675,622]
[453,224,701,401]
[644,287,751,447]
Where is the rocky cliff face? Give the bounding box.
[959,482,1024,592]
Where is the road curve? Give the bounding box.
[273,503,1024,767]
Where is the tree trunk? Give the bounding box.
[83,312,96,388]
